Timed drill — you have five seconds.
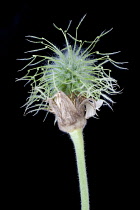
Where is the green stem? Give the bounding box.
[69,128,90,210]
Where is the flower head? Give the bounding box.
[17,15,127,129]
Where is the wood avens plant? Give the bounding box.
[17,15,127,210]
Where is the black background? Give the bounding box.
[0,1,137,210]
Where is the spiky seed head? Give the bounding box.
[17,15,127,125]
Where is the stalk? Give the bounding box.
[69,128,90,210]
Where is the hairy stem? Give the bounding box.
[69,128,90,210]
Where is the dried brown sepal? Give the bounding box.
[48,91,103,133]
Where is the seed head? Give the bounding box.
[17,15,127,126]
